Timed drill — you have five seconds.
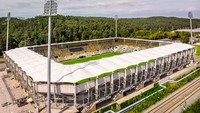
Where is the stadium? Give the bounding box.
[3,38,195,112]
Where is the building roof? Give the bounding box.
[175,28,200,33]
[5,43,194,83]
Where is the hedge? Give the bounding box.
[113,68,126,74]
[127,64,137,69]
[148,59,155,63]
[98,72,112,78]
[64,82,74,85]
[94,103,117,113]
[76,77,96,85]
[138,61,147,66]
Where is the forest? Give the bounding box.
[0,15,200,55]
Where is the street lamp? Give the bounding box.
[6,12,11,51]
[188,11,193,44]
[43,0,57,113]
[114,15,118,38]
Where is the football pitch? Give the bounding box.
[61,52,122,65]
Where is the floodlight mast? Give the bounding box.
[43,0,57,113]
[114,15,118,38]
[6,12,11,51]
[188,11,193,45]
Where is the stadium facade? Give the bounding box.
[3,38,194,112]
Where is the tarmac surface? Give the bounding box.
[0,70,36,113]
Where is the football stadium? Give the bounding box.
[3,38,195,112]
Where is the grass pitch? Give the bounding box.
[61,52,122,65]
[195,45,200,57]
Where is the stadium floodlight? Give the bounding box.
[188,11,193,44]
[114,15,118,38]
[43,0,57,113]
[6,12,11,51]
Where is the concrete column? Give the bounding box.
[95,77,98,100]
[26,76,28,89]
[145,63,148,79]
[74,84,77,106]
[103,77,107,96]
[87,83,90,103]
[130,69,133,85]
[62,95,64,104]
[118,73,120,90]
[123,69,127,89]
[110,73,114,94]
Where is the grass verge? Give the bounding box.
[0,57,4,64]
[195,45,200,57]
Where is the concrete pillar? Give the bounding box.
[130,69,133,85]
[62,95,64,104]
[87,82,90,103]
[95,77,98,100]
[103,77,107,96]
[118,73,120,90]
[73,84,77,107]
[145,63,148,79]
[135,66,138,83]
[110,73,114,94]
[123,69,127,89]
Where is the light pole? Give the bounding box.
[188,11,193,44]
[6,12,11,51]
[43,0,57,113]
[114,15,118,38]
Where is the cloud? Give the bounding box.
[0,0,199,18]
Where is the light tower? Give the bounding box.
[43,0,57,113]
[6,12,11,51]
[114,15,118,38]
[188,11,193,44]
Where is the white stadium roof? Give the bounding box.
[175,28,200,33]
[5,43,194,83]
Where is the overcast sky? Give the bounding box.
[0,0,199,18]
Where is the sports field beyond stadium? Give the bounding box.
[195,45,200,57]
[61,52,122,65]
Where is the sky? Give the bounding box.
[0,0,199,18]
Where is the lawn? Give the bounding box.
[61,52,122,65]
[195,45,200,57]
[0,56,4,64]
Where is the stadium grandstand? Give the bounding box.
[3,38,194,112]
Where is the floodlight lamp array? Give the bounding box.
[188,11,193,19]
[7,12,11,21]
[114,15,118,20]
[44,0,58,16]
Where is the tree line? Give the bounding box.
[0,15,200,55]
